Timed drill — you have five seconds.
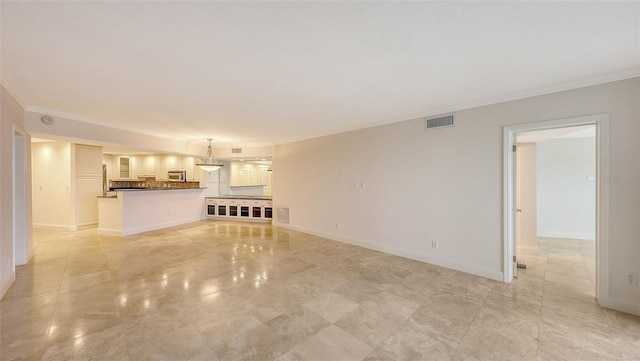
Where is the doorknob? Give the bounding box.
[516,209,522,212]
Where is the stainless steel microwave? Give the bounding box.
[168,170,186,182]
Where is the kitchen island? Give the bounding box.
[98,188,206,236]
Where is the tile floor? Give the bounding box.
[1,222,638,360]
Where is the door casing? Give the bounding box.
[503,114,609,305]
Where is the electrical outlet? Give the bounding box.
[336,223,341,230]
[627,273,637,285]
[431,241,438,249]
[8,257,11,268]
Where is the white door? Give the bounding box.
[511,135,519,278]
[516,143,538,251]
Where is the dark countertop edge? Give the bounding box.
[207,196,273,200]
[114,187,207,191]
[98,188,207,197]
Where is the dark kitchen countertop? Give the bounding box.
[111,187,207,191]
[207,195,272,200]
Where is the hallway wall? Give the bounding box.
[537,137,596,240]
[0,85,33,299]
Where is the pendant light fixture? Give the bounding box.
[195,138,224,171]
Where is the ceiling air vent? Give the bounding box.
[276,206,291,225]
[231,148,242,154]
[425,115,454,130]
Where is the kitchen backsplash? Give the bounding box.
[110,177,200,189]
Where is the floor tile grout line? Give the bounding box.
[41,234,70,352]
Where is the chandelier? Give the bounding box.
[195,138,224,171]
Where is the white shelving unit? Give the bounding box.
[205,198,272,222]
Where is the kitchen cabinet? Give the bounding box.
[205,198,272,222]
[155,155,198,181]
[157,155,180,180]
[230,162,271,189]
[136,155,156,178]
[118,156,132,179]
[165,155,178,171]
[155,156,167,180]
[183,156,196,180]
[106,154,200,181]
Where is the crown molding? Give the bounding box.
[275,68,640,146]
[0,68,31,109]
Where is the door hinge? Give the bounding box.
[512,145,517,152]
[513,255,517,262]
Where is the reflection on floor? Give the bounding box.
[1,223,639,360]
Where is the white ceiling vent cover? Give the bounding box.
[277,206,291,225]
[425,115,454,130]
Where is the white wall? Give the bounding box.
[516,143,537,249]
[537,137,596,240]
[273,77,640,314]
[1,84,33,299]
[31,142,73,228]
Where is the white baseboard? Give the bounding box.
[0,271,15,300]
[598,295,640,316]
[97,228,124,236]
[274,222,504,282]
[537,232,595,241]
[77,221,98,230]
[33,223,77,231]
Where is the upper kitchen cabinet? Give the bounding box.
[102,154,201,181]
[153,155,199,181]
[230,162,271,186]
[118,156,132,179]
[183,156,196,180]
[158,155,180,180]
[136,155,156,178]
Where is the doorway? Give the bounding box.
[503,114,609,304]
[515,125,596,296]
[13,128,27,268]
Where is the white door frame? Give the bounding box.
[503,114,609,303]
[12,126,28,268]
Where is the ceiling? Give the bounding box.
[2,2,638,147]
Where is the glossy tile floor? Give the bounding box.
[1,222,638,360]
